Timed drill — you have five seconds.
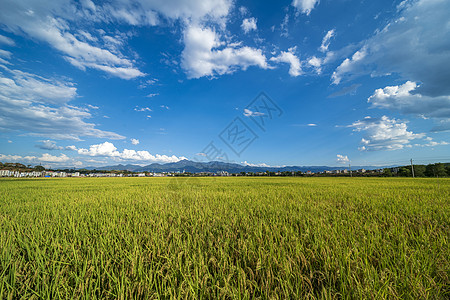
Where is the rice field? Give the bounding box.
[0,177,449,299]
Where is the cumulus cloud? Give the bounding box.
[181,25,268,78]
[292,0,320,15]
[331,0,450,97]
[307,56,322,74]
[0,65,124,140]
[336,154,349,164]
[270,47,301,77]
[348,116,424,151]
[368,81,450,119]
[0,153,70,163]
[77,141,187,163]
[1,1,269,80]
[131,138,139,145]
[39,153,70,163]
[0,0,233,80]
[241,18,257,34]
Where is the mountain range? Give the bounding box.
[84,160,385,173]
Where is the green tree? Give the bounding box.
[425,163,447,177]
[413,165,426,177]
[398,167,411,177]
[382,168,392,177]
[33,165,45,172]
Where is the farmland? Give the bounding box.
[0,177,449,299]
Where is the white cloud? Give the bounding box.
[348,116,424,151]
[307,123,317,127]
[39,153,70,163]
[111,0,232,25]
[241,161,285,168]
[181,25,268,78]
[292,0,320,15]
[307,56,322,74]
[319,29,334,52]
[0,154,27,162]
[134,106,152,112]
[0,34,15,46]
[243,108,264,117]
[77,141,187,163]
[331,0,450,97]
[36,140,64,150]
[0,153,69,163]
[241,18,257,34]
[0,50,12,59]
[239,6,248,16]
[368,81,450,119]
[131,138,139,145]
[0,65,124,140]
[415,137,449,147]
[0,1,145,79]
[332,47,367,84]
[146,93,159,98]
[319,29,335,53]
[270,47,301,77]
[336,154,349,164]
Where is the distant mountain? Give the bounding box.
[86,160,385,173]
[85,164,142,171]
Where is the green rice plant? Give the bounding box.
[0,177,449,299]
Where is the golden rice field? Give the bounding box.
[0,177,449,299]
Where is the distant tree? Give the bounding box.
[382,168,392,177]
[414,165,426,177]
[33,165,45,172]
[446,166,450,176]
[425,163,447,177]
[398,167,412,177]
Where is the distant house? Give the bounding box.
[216,171,229,176]
[0,170,12,177]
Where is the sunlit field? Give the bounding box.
[1,177,449,299]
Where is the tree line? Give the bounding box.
[382,163,450,177]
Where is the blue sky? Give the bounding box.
[0,0,449,168]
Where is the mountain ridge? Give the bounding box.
[83,160,387,173]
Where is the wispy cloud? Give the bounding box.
[0,65,124,140]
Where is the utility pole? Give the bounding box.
[410,159,415,178]
[349,163,352,177]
